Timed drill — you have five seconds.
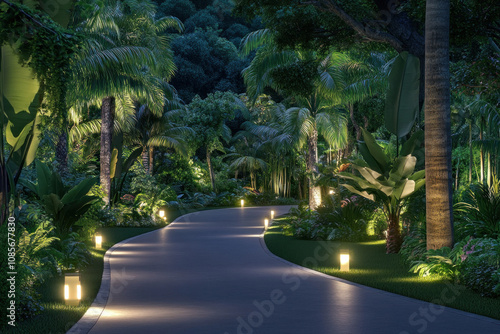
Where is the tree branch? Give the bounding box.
[1,0,58,34]
[303,0,405,52]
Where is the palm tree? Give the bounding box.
[229,128,268,190]
[241,30,355,209]
[424,0,454,250]
[69,0,181,205]
[128,104,192,175]
[238,100,299,197]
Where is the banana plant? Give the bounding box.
[338,129,425,254]
[109,132,143,205]
[384,51,420,138]
[22,161,99,236]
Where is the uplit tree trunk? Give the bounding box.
[386,208,402,254]
[425,0,454,250]
[100,96,115,206]
[307,128,321,210]
[207,150,216,192]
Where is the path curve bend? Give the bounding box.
[68,206,500,334]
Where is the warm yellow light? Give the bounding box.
[264,218,269,230]
[329,189,334,195]
[241,199,244,207]
[159,209,165,218]
[64,273,81,305]
[340,250,350,271]
[95,235,102,249]
[270,210,275,219]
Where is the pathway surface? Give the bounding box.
[70,206,500,334]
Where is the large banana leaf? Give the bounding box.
[61,177,97,204]
[389,155,417,181]
[358,128,390,174]
[384,51,420,137]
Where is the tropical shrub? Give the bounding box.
[400,221,427,264]
[15,222,59,319]
[129,168,177,219]
[367,209,388,238]
[459,237,500,297]
[54,233,91,271]
[281,200,369,241]
[281,207,322,239]
[22,161,99,236]
[410,244,464,280]
[454,181,500,240]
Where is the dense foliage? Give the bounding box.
[1,0,499,329]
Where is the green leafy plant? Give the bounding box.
[54,233,91,271]
[338,129,425,253]
[410,245,463,280]
[321,198,369,242]
[384,51,420,137]
[22,161,99,236]
[400,221,427,265]
[459,237,500,297]
[454,181,500,239]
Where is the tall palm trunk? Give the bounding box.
[100,96,115,206]
[307,128,321,210]
[425,0,454,250]
[141,146,154,175]
[386,207,402,254]
[149,146,154,175]
[349,104,361,141]
[207,150,216,192]
[142,149,149,174]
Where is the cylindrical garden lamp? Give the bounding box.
[95,233,102,249]
[64,272,82,306]
[340,250,350,271]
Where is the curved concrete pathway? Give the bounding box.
[69,206,500,334]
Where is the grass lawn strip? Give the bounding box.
[264,228,500,321]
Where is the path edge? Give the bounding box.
[65,210,200,334]
[258,231,500,326]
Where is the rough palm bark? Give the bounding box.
[424,0,454,250]
[142,150,149,174]
[149,146,154,175]
[386,210,402,254]
[307,128,321,210]
[100,96,115,206]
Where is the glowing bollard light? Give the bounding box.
[64,273,82,306]
[340,250,350,271]
[159,209,166,220]
[270,210,275,219]
[264,218,269,230]
[241,199,244,207]
[95,233,102,249]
